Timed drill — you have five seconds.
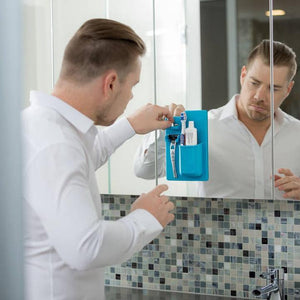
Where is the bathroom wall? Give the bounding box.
[103,194,300,299]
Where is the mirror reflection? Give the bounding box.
[135,39,298,199]
[134,0,300,199]
[272,0,300,200]
[23,0,300,199]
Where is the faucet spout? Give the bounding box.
[252,281,279,297]
[252,268,284,300]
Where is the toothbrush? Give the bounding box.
[170,138,178,178]
[180,112,187,145]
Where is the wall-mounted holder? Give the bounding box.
[165,110,209,181]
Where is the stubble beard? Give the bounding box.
[246,105,270,122]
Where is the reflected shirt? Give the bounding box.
[22,91,163,300]
[134,95,300,199]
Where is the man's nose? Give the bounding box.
[254,86,268,102]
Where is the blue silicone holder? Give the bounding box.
[165,110,209,181]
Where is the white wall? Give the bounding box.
[23,0,52,106]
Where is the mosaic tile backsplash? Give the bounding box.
[102,195,300,299]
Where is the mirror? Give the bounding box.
[136,0,300,200]
[96,0,158,195]
[23,0,299,199]
[22,0,152,195]
[272,0,300,199]
[156,0,273,198]
[272,0,300,120]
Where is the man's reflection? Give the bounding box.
[134,40,300,200]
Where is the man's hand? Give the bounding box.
[274,168,300,200]
[127,104,174,134]
[131,184,175,227]
[168,103,185,117]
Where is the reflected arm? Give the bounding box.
[134,130,166,179]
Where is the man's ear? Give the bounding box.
[240,65,247,86]
[286,80,294,96]
[102,70,118,98]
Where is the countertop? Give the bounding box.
[105,286,237,300]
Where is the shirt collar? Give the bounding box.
[219,94,239,120]
[220,94,287,127]
[274,108,285,125]
[30,90,95,134]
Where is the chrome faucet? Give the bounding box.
[252,268,285,300]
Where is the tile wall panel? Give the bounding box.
[102,195,300,299]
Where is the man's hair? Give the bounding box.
[60,18,146,83]
[247,39,297,81]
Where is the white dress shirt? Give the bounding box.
[22,91,163,300]
[134,95,300,199]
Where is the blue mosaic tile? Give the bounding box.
[102,194,300,299]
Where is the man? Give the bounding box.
[22,18,175,300]
[134,40,300,200]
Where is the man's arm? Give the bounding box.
[94,104,174,169]
[127,103,174,134]
[24,143,174,271]
[133,130,166,179]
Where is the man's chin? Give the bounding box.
[107,119,117,126]
[95,118,117,126]
[249,112,270,122]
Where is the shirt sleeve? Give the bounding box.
[133,130,166,179]
[93,117,136,169]
[24,143,162,271]
[90,209,163,267]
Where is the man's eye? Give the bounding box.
[269,86,280,92]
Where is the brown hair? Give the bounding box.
[247,40,297,81]
[59,18,146,83]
